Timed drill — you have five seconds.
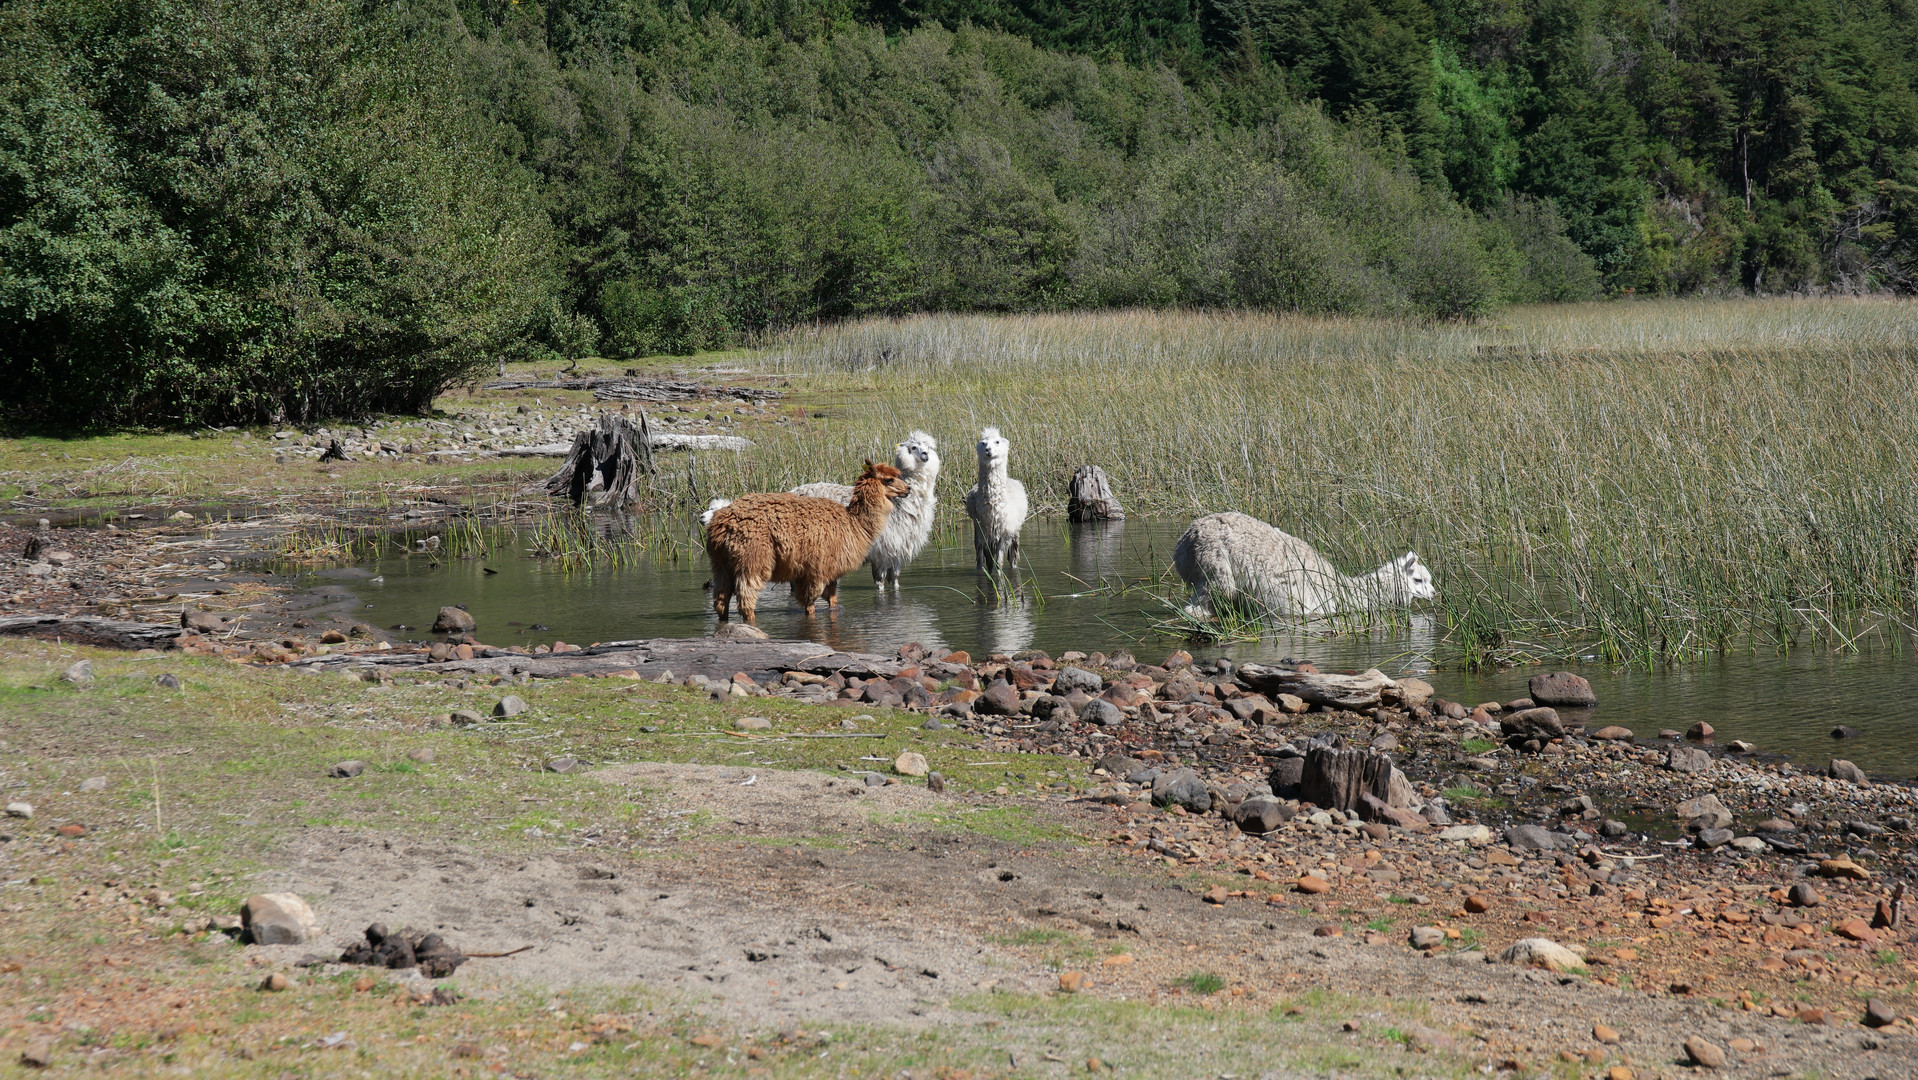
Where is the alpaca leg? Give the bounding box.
[1184,583,1214,621]
[870,561,885,586]
[824,577,841,608]
[736,578,766,624]
[792,580,820,613]
[711,567,734,621]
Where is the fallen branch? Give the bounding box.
[463,945,535,959]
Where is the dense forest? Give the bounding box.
[3,0,1914,427]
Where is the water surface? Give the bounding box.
[291,518,1918,778]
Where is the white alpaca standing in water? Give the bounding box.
[1174,511,1435,618]
[964,427,1027,577]
[790,430,940,589]
[700,431,942,589]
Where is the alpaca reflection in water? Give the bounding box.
[969,592,1036,657]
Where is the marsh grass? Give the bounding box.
[700,297,1918,665]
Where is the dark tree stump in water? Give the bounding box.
[545,413,655,508]
[1067,465,1124,522]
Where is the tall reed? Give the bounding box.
[699,297,1918,664]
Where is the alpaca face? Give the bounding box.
[894,430,939,480]
[860,460,912,498]
[975,427,1009,472]
[1397,553,1437,601]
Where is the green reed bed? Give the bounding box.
[698,297,1918,665]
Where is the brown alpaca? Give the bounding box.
[705,461,910,623]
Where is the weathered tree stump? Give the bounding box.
[0,614,184,650]
[545,413,655,509]
[1066,465,1125,522]
[1299,746,1422,826]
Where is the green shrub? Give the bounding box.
[0,0,557,430]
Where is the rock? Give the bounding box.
[1384,677,1434,708]
[1233,796,1293,834]
[18,1038,53,1068]
[1819,857,1871,880]
[328,760,364,778]
[1591,725,1634,741]
[713,621,769,641]
[79,776,107,792]
[1267,756,1305,797]
[1755,817,1796,833]
[976,680,1023,716]
[1728,835,1767,852]
[60,660,94,685]
[1079,698,1124,727]
[1665,746,1711,773]
[1864,998,1897,1027]
[494,695,529,718]
[1686,721,1714,741]
[1682,1036,1725,1069]
[893,752,929,777]
[5,802,32,819]
[1296,876,1331,894]
[407,748,435,764]
[242,893,320,945]
[1054,666,1103,695]
[260,972,291,992]
[1275,692,1307,714]
[155,672,181,690]
[733,716,771,730]
[928,772,945,793]
[1438,824,1492,844]
[1408,926,1445,950]
[544,756,578,773]
[1057,970,1088,993]
[1312,924,1342,937]
[1675,793,1733,830]
[1725,739,1754,753]
[1831,725,1860,739]
[1694,828,1733,848]
[1464,895,1493,913]
[180,609,227,632]
[1787,882,1822,907]
[1527,671,1595,707]
[1833,918,1875,941]
[1151,768,1211,813]
[1829,759,1869,784]
[449,709,484,726]
[432,606,476,633]
[1201,885,1228,905]
[1593,1023,1620,1044]
[1599,819,1628,837]
[1503,824,1559,850]
[1500,707,1564,738]
[1494,937,1585,972]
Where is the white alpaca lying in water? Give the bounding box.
[700,430,941,588]
[964,426,1027,576]
[1174,512,1435,618]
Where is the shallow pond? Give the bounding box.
[290,517,1918,779]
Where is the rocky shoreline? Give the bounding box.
[7,513,1918,1050]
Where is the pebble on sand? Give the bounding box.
[1682,1035,1725,1069]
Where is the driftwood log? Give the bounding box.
[1066,465,1125,522]
[0,613,183,650]
[286,637,905,683]
[1236,664,1400,709]
[545,414,655,509]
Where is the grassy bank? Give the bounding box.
[699,297,1918,665]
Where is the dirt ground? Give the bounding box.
[243,762,1914,1079]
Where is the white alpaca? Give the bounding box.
[699,431,941,588]
[790,431,940,589]
[963,427,1027,577]
[1174,512,1435,618]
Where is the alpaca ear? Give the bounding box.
[1399,552,1421,569]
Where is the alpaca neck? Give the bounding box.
[1348,563,1404,605]
[846,480,894,542]
[975,459,1007,496]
